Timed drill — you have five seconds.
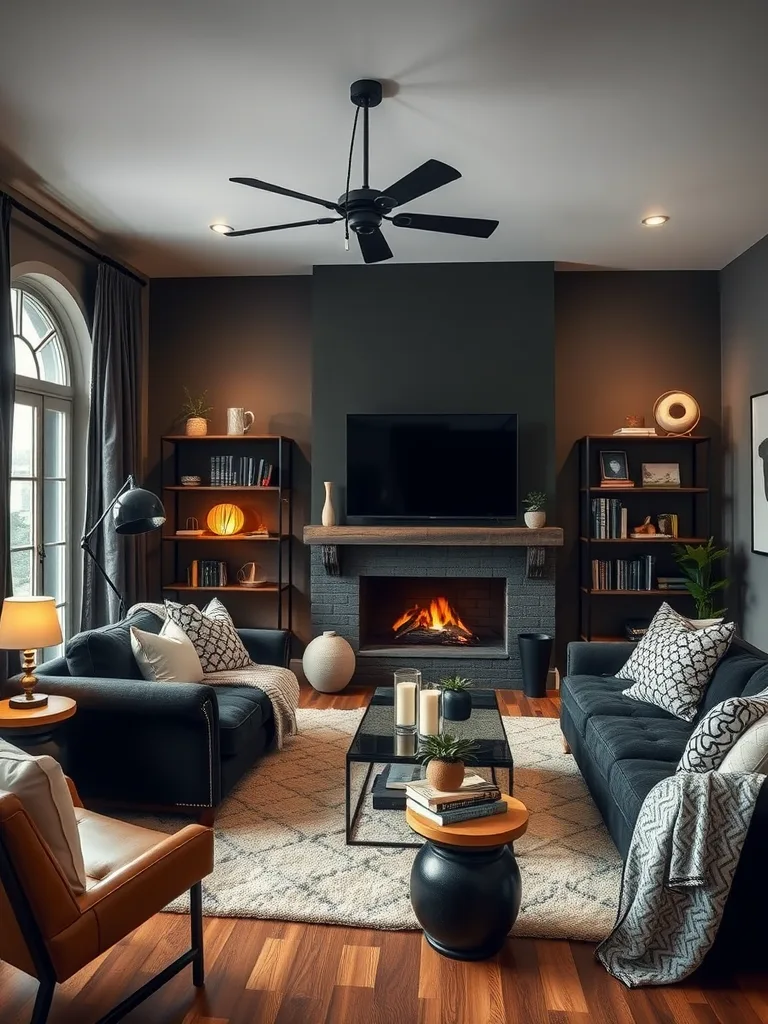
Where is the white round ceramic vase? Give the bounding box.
[524,510,546,529]
[302,630,355,693]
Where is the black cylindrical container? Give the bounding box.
[442,689,472,721]
[518,633,553,698]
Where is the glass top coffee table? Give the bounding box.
[345,688,513,847]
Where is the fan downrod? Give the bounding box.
[350,79,383,108]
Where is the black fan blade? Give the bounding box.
[357,228,393,264]
[391,213,498,238]
[230,177,339,212]
[225,217,341,237]
[379,160,461,209]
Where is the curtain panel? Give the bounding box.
[0,195,15,685]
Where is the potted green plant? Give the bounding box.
[416,734,478,792]
[672,537,729,619]
[439,675,473,722]
[180,388,213,437]
[522,490,548,529]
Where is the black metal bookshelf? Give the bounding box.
[578,434,713,642]
[160,435,294,630]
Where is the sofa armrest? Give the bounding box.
[238,628,290,668]
[566,641,635,678]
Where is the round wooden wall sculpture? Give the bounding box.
[653,391,701,436]
[207,503,245,536]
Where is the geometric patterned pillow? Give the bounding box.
[617,602,735,722]
[164,600,251,674]
[677,695,768,773]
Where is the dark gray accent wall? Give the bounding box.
[311,262,556,521]
[147,276,312,643]
[721,234,768,650]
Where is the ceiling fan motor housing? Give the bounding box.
[339,188,384,235]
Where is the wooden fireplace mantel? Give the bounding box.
[303,526,564,547]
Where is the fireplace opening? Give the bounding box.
[359,576,507,659]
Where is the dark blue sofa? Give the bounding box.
[1,608,291,823]
[561,636,768,966]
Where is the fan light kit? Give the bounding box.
[210,223,234,234]
[219,79,499,263]
[642,215,670,227]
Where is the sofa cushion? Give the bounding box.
[215,687,273,758]
[165,600,251,674]
[585,714,692,781]
[695,653,768,721]
[66,610,163,679]
[678,695,768,773]
[608,758,676,841]
[561,673,677,739]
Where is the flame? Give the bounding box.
[392,597,473,636]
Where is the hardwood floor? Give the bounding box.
[0,684,761,1024]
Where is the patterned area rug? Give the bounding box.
[142,709,621,941]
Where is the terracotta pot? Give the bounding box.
[524,510,546,529]
[185,416,208,437]
[426,759,465,792]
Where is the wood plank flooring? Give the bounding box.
[0,684,758,1024]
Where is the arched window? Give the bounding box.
[10,283,75,656]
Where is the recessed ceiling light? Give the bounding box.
[209,223,233,234]
[642,214,670,227]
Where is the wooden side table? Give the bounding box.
[0,696,77,769]
[406,794,529,961]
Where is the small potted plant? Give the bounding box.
[180,387,213,437]
[439,675,473,722]
[673,537,729,618]
[523,490,548,529]
[416,734,478,792]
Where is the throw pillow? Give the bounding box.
[0,739,87,894]
[677,695,768,773]
[618,603,735,722]
[131,619,204,683]
[165,600,251,674]
[720,716,768,774]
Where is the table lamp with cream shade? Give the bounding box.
[0,596,63,708]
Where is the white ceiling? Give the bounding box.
[3,0,768,277]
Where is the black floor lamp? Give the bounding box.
[81,475,166,621]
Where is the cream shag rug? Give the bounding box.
[139,709,621,942]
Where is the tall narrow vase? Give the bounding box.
[322,481,336,527]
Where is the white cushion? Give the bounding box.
[130,618,204,682]
[720,716,768,774]
[677,695,768,772]
[0,739,87,894]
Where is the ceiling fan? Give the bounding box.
[222,79,499,264]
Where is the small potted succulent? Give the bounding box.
[416,734,478,792]
[180,387,213,437]
[522,490,548,529]
[439,675,473,722]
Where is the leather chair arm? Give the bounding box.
[65,778,83,808]
[566,641,635,678]
[238,628,291,667]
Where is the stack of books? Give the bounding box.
[612,427,657,436]
[405,774,505,826]
[657,575,688,592]
[187,560,228,587]
[600,478,635,488]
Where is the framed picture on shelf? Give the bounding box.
[752,390,768,555]
[642,463,681,487]
[599,450,630,482]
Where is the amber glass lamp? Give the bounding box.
[207,503,245,536]
[0,596,63,708]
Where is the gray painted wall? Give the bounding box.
[311,262,556,522]
[721,235,768,649]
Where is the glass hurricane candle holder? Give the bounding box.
[418,685,443,739]
[394,668,421,735]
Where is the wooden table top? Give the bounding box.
[0,695,77,729]
[406,795,529,847]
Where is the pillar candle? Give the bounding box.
[395,681,417,727]
[419,689,441,736]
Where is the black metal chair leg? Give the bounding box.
[30,978,55,1024]
[190,881,204,987]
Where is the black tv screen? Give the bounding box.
[346,414,518,519]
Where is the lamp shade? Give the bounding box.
[0,596,63,650]
[207,503,245,536]
[113,486,166,535]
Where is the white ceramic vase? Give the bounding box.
[322,481,336,527]
[524,510,546,529]
[302,631,355,693]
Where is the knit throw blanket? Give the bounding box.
[596,770,764,986]
[127,603,299,750]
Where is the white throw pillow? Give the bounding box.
[720,716,768,774]
[0,739,87,894]
[165,599,251,674]
[131,619,204,682]
[677,695,768,772]
[618,603,735,722]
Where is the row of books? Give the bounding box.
[187,560,228,587]
[405,774,505,826]
[591,498,629,539]
[209,456,275,487]
[591,556,656,591]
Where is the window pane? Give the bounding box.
[44,407,67,478]
[14,337,38,378]
[12,402,36,476]
[44,479,66,544]
[38,336,66,385]
[11,549,33,596]
[44,544,66,604]
[10,480,34,547]
[22,292,55,347]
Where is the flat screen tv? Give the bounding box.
[346,413,518,519]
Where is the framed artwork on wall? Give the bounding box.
[752,390,768,556]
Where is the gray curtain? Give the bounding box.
[0,195,14,683]
[81,264,144,628]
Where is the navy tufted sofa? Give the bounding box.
[561,636,768,966]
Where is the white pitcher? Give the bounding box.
[227,408,255,435]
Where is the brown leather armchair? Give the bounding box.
[0,778,214,1024]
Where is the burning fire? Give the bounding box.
[392,597,475,643]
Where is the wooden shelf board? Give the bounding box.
[580,537,707,544]
[162,434,289,441]
[303,525,563,547]
[163,584,288,593]
[163,534,285,542]
[164,486,284,492]
[581,587,691,597]
[582,486,708,493]
[582,434,709,442]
